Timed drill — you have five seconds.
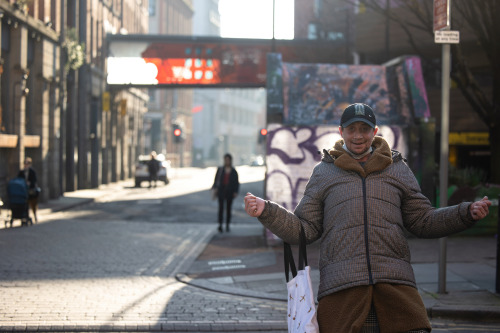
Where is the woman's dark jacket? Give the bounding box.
[18,168,37,189]
[213,167,239,199]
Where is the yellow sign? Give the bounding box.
[449,132,489,145]
[120,99,127,116]
[102,92,110,112]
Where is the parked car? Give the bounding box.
[134,154,170,187]
[250,155,265,166]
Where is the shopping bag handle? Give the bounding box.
[284,224,308,282]
[284,242,297,282]
[298,225,308,269]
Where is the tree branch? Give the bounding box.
[451,46,492,124]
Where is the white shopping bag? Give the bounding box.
[284,226,319,333]
[286,265,319,332]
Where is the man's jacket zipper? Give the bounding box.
[362,176,374,285]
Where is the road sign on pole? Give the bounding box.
[434,0,449,31]
[435,30,460,44]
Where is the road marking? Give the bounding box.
[208,259,242,266]
[211,264,246,271]
[208,259,248,271]
[136,199,162,204]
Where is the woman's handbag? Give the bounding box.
[211,167,222,200]
[28,187,41,198]
[284,225,319,333]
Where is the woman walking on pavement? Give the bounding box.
[213,153,239,233]
[244,103,491,332]
[18,157,40,223]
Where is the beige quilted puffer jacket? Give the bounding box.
[258,137,476,300]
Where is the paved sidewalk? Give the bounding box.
[181,225,500,323]
[1,174,499,332]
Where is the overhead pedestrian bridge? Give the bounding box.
[105,34,346,89]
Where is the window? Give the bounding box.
[148,89,156,102]
[149,0,155,16]
[308,23,318,40]
[1,22,10,52]
[314,0,322,18]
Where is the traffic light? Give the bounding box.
[172,124,183,143]
[258,128,267,144]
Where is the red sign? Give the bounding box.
[433,0,449,31]
[191,105,203,113]
[142,43,267,86]
[143,58,223,85]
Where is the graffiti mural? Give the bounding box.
[283,64,392,125]
[404,57,431,118]
[265,124,407,210]
[273,56,430,127]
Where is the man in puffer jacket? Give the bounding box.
[244,103,491,333]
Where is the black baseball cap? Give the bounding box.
[340,103,376,128]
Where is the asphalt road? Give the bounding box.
[52,166,265,224]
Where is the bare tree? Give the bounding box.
[340,0,500,183]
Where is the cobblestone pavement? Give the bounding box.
[0,218,288,332]
[0,276,287,332]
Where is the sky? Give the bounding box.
[218,0,294,39]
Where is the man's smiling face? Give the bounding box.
[339,122,378,157]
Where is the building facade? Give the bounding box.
[0,0,149,202]
[80,0,149,189]
[0,0,62,202]
[147,0,193,168]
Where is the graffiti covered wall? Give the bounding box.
[265,53,431,127]
[283,64,394,125]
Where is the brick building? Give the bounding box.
[0,0,149,202]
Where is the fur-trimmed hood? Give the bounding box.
[321,136,402,178]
